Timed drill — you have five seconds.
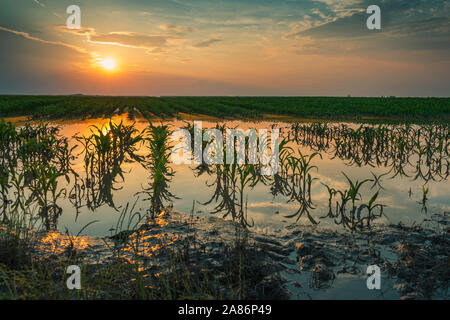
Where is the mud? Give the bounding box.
[34,209,449,300]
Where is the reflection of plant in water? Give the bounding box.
[0,121,74,230]
[290,122,449,183]
[266,138,293,197]
[106,199,145,259]
[72,119,145,211]
[420,185,429,213]
[201,126,261,227]
[232,164,260,227]
[0,165,11,222]
[322,172,386,231]
[201,162,238,224]
[370,171,387,190]
[0,121,17,221]
[195,128,323,227]
[139,123,178,218]
[268,141,321,224]
[27,163,66,230]
[192,124,263,228]
[321,183,337,219]
[309,264,335,290]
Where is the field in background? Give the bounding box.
[0,95,449,121]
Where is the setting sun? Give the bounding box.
[101,58,117,71]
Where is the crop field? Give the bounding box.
[1,95,449,121]
[2,0,450,306]
[0,112,449,299]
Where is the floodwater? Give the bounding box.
[44,117,449,237]
[4,115,449,300]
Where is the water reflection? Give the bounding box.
[107,206,178,275]
[137,123,178,218]
[0,121,74,230]
[289,123,449,182]
[320,172,385,230]
[38,230,89,256]
[191,122,449,230]
[1,118,449,235]
[70,120,146,212]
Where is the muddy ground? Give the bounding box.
[35,209,449,300]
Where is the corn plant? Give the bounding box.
[26,163,65,230]
[322,172,386,230]
[138,122,178,218]
[72,119,145,211]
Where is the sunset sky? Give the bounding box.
[0,0,449,96]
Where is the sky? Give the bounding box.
[0,0,449,96]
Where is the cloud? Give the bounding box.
[32,0,61,18]
[33,0,46,8]
[386,17,450,37]
[137,11,152,17]
[290,13,449,40]
[286,11,374,40]
[0,25,89,55]
[159,24,195,33]
[283,0,450,56]
[192,38,222,48]
[194,17,271,27]
[52,25,183,54]
[313,0,361,9]
[52,26,96,36]
[89,31,171,49]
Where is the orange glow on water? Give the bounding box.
[38,231,89,255]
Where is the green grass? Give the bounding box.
[0,95,449,121]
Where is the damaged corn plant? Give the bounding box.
[72,119,146,211]
[138,122,178,218]
[321,172,386,230]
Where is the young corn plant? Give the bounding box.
[323,172,386,231]
[282,149,322,224]
[139,122,178,218]
[194,124,262,228]
[26,163,66,231]
[73,119,145,210]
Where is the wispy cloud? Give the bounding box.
[89,32,171,48]
[33,0,46,8]
[32,0,62,18]
[283,0,450,56]
[159,24,195,33]
[0,25,89,55]
[192,38,222,48]
[53,25,184,54]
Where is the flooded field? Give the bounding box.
[0,115,449,299]
[11,117,446,235]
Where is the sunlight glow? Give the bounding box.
[101,58,117,71]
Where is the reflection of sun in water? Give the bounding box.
[101,58,117,71]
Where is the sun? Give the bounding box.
[101,58,117,71]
